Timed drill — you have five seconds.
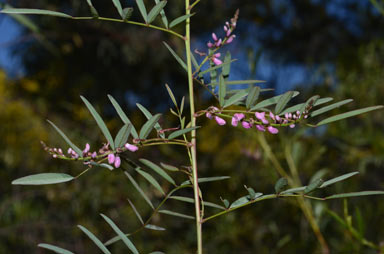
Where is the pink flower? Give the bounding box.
[275,115,281,122]
[125,143,139,152]
[242,121,252,129]
[108,153,115,164]
[269,112,275,121]
[226,29,231,37]
[212,57,223,66]
[261,118,269,125]
[212,33,218,41]
[256,125,265,132]
[255,112,266,120]
[267,126,279,134]
[289,124,295,128]
[207,41,213,48]
[91,152,97,158]
[114,156,121,168]
[206,112,213,119]
[67,148,73,154]
[215,116,226,126]
[83,143,90,154]
[224,25,228,32]
[231,113,245,127]
[215,38,222,47]
[226,35,235,44]
[214,53,221,58]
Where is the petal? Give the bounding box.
[125,143,139,152]
[108,153,115,164]
[114,156,121,168]
[267,126,279,134]
[215,116,226,126]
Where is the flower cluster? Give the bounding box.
[206,9,239,65]
[42,141,138,169]
[204,108,309,135]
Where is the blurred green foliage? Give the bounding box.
[1,1,384,253]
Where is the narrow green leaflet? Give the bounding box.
[280,97,333,115]
[127,198,144,225]
[223,90,248,108]
[136,0,148,23]
[310,99,353,117]
[139,113,162,139]
[86,0,99,17]
[1,8,72,18]
[181,176,230,185]
[47,120,83,157]
[124,171,154,209]
[80,96,115,149]
[199,59,236,76]
[169,14,193,28]
[225,80,265,85]
[222,51,231,80]
[90,162,114,170]
[135,168,165,195]
[274,177,288,194]
[325,191,384,200]
[275,91,294,114]
[219,75,226,107]
[111,0,124,18]
[316,105,384,126]
[149,251,165,254]
[246,86,261,109]
[139,159,176,185]
[145,224,166,231]
[147,0,167,24]
[320,172,359,188]
[165,84,177,108]
[163,42,187,71]
[159,210,194,220]
[108,95,139,139]
[170,196,225,210]
[304,178,324,194]
[168,126,200,139]
[160,162,179,172]
[230,196,250,209]
[123,8,134,21]
[280,186,306,195]
[114,124,132,148]
[77,225,111,254]
[12,173,74,185]
[38,243,74,254]
[100,214,139,254]
[154,0,168,28]
[136,104,164,138]
[190,51,199,70]
[251,91,300,110]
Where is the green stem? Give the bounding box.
[185,1,203,253]
[72,16,184,39]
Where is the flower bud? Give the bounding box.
[242,121,252,129]
[108,153,115,164]
[267,126,279,134]
[212,57,223,66]
[212,33,218,41]
[215,116,226,126]
[256,125,265,132]
[114,156,121,168]
[125,143,139,152]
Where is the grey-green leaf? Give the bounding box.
[12,173,74,185]
[219,75,226,107]
[280,186,306,195]
[325,191,384,200]
[1,8,72,18]
[169,14,194,28]
[123,8,134,21]
[135,168,165,195]
[139,113,162,139]
[124,171,154,209]
[158,210,194,220]
[246,86,261,109]
[78,225,111,254]
[90,162,114,170]
[299,95,320,115]
[139,159,175,185]
[163,42,187,71]
[86,0,99,17]
[274,177,288,194]
[310,99,353,117]
[200,59,236,76]
[251,91,300,110]
[136,0,148,22]
[147,0,167,24]
[168,126,200,139]
[223,90,248,108]
[108,95,139,139]
[80,96,114,149]
[274,91,295,114]
[114,124,132,148]
[222,51,231,79]
[160,162,179,172]
[127,198,144,225]
[47,120,83,157]
[304,178,324,194]
[111,0,124,18]
[316,105,384,126]
[280,97,333,115]
[154,0,168,28]
[38,243,74,254]
[181,176,230,186]
[136,103,164,138]
[170,196,225,210]
[145,224,166,231]
[230,196,250,209]
[165,84,177,108]
[100,214,139,254]
[320,172,359,188]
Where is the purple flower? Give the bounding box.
[226,35,235,44]
[212,57,223,66]
[226,29,232,37]
[91,152,97,158]
[224,25,228,32]
[206,112,213,119]
[267,126,279,134]
[215,116,226,126]
[215,39,222,47]
[83,143,90,154]
[212,33,218,41]
[289,124,295,128]
[255,112,266,120]
[231,113,245,126]
[67,148,73,154]
[256,125,265,132]
[108,153,115,164]
[125,143,139,152]
[207,41,213,48]
[242,121,252,129]
[114,156,121,168]
[275,115,281,122]
[261,118,269,125]
[269,112,275,121]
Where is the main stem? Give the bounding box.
[185,1,203,254]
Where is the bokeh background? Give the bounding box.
[1,0,384,253]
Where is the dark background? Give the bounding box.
[1,0,384,253]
